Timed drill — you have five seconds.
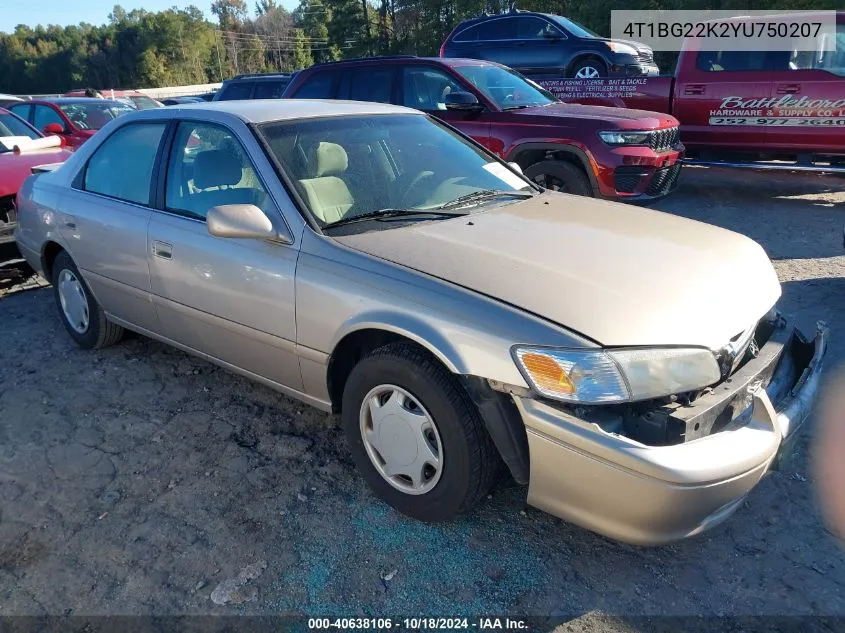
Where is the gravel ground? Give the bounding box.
[0,167,844,628]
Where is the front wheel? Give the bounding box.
[524,160,594,197]
[341,342,499,521]
[571,59,607,79]
[52,250,124,349]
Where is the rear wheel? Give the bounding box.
[341,342,499,521]
[525,160,594,197]
[52,250,124,349]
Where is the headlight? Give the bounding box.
[599,130,652,146]
[513,346,721,405]
[606,42,639,55]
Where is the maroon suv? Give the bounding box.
[284,56,684,200]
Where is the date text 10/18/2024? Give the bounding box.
[308,618,529,630]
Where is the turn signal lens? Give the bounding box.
[519,353,576,394]
[513,348,630,404]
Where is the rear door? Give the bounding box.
[398,64,493,151]
[673,47,773,152]
[762,21,845,154]
[504,16,568,77]
[58,121,168,332]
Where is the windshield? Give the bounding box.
[58,102,135,130]
[0,111,40,143]
[258,114,532,230]
[548,15,600,39]
[128,95,163,109]
[455,64,557,110]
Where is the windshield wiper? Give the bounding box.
[323,208,467,229]
[436,188,534,210]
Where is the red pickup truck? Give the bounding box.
[538,12,844,173]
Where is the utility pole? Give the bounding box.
[215,37,224,80]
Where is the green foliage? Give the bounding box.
[0,0,840,93]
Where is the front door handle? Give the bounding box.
[152,240,172,260]
[776,83,800,94]
[63,214,77,230]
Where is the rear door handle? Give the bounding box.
[152,240,172,260]
[683,84,705,95]
[776,83,800,94]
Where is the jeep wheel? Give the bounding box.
[341,342,499,522]
[525,160,594,197]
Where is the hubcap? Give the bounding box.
[575,66,601,79]
[57,269,89,334]
[359,385,443,495]
[532,173,568,193]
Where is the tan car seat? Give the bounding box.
[298,142,354,224]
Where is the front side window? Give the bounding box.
[84,123,167,205]
[455,64,557,109]
[0,111,40,145]
[165,122,269,220]
[59,102,134,130]
[258,114,532,229]
[402,66,464,111]
[515,17,559,40]
[33,105,64,131]
[548,15,598,38]
[785,23,845,76]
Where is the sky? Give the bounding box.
[1,0,294,34]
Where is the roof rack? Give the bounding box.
[232,72,293,80]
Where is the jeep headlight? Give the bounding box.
[513,346,721,404]
[599,130,651,146]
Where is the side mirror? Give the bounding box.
[207,204,280,240]
[43,122,66,135]
[508,162,523,175]
[445,91,483,112]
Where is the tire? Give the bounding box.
[570,58,607,79]
[524,160,594,197]
[52,250,124,349]
[341,342,499,522]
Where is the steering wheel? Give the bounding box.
[399,170,436,208]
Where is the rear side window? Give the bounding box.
[454,19,511,42]
[696,50,771,72]
[218,81,255,100]
[339,68,395,103]
[292,71,337,98]
[254,80,288,99]
[83,123,167,205]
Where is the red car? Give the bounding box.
[7,98,135,151]
[0,108,71,248]
[283,57,684,200]
[63,89,163,110]
[537,12,845,172]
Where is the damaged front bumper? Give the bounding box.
[517,318,828,545]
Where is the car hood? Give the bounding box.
[333,193,781,350]
[507,102,677,129]
[0,147,72,198]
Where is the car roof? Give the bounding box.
[299,56,503,71]
[133,99,419,124]
[23,97,135,106]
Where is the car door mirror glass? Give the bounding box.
[207,204,281,241]
[444,91,483,111]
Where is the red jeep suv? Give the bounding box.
[284,56,684,200]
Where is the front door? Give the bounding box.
[147,120,303,390]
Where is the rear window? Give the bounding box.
[696,50,771,72]
[218,81,255,100]
[291,71,337,99]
